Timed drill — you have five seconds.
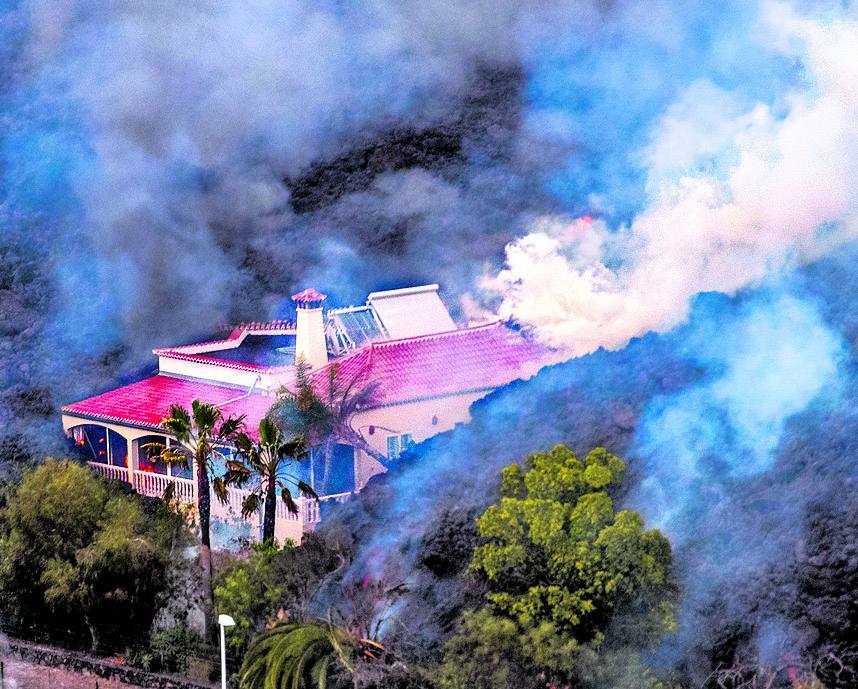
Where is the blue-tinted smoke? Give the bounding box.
[521,0,796,221]
[633,291,847,535]
[4,0,858,674]
[326,275,858,675]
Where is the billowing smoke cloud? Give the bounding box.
[634,291,846,600]
[4,0,858,678]
[485,3,858,356]
[322,279,856,678]
[0,0,570,464]
[5,0,846,467]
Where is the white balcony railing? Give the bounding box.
[86,461,349,535]
[134,470,195,503]
[303,491,353,525]
[87,462,129,483]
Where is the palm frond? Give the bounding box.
[234,432,256,455]
[258,416,279,446]
[241,493,261,519]
[212,476,228,504]
[159,448,191,465]
[163,404,192,442]
[297,480,318,501]
[223,469,250,488]
[281,437,307,460]
[239,621,355,689]
[280,486,299,515]
[217,414,245,441]
[226,460,252,475]
[192,400,222,435]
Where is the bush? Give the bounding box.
[214,531,348,660]
[148,623,212,675]
[438,446,677,689]
[0,459,180,652]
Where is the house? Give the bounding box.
[61,284,547,545]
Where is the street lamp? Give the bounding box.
[218,614,236,689]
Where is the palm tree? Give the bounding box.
[240,620,356,689]
[273,359,384,494]
[226,416,319,544]
[146,399,244,635]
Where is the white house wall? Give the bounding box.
[350,390,489,489]
[157,356,277,391]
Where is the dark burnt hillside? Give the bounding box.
[285,66,523,214]
[317,273,858,683]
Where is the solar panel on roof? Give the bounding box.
[328,307,384,351]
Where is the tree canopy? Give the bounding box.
[0,459,179,652]
[227,416,316,545]
[271,359,383,493]
[438,445,677,689]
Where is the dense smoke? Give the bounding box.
[1,0,594,467]
[2,0,840,459]
[325,271,858,679]
[485,4,858,355]
[5,0,858,681]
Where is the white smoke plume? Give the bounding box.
[485,2,858,355]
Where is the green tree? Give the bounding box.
[214,532,350,660]
[0,459,177,652]
[438,445,677,689]
[226,416,317,544]
[239,620,355,689]
[273,359,384,494]
[146,400,244,635]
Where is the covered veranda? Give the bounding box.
[60,413,330,545]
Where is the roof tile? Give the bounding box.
[62,376,276,438]
[63,322,548,436]
[311,321,547,407]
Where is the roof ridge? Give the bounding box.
[156,320,296,356]
[371,320,503,349]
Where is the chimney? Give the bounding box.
[292,288,329,370]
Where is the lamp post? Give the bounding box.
[218,614,236,689]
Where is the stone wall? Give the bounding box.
[4,639,215,689]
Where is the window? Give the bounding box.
[387,434,414,460]
[137,435,169,474]
[387,435,400,459]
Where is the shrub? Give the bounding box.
[214,532,348,660]
[0,459,180,652]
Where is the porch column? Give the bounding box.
[127,437,139,486]
[352,446,361,493]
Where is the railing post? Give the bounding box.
[127,437,137,486]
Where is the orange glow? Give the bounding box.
[98,450,106,456]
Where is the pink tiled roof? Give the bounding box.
[153,320,296,363]
[310,321,548,408]
[292,288,327,303]
[62,376,277,438]
[62,322,548,437]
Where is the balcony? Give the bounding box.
[86,461,351,543]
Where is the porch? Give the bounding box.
[63,415,351,545]
[86,461,327,542]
